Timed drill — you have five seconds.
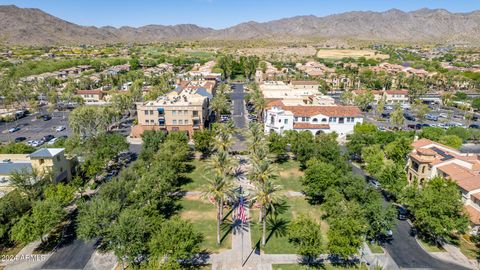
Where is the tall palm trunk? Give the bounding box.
[217,200,222,245]
[261,206,267,246]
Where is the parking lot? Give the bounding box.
[0,111,71,143]
[365,104,479,130]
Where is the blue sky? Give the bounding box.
[1,0,479,29]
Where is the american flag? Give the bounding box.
[237,196,246,224]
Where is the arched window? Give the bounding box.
[312,118,318,122]
[321,118,327,122]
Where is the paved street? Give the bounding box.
[230,83,247,152]
[350,162,471,270]
[0,111,70,143]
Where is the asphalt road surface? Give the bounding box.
[41,239,97,270]
[350,162,469,270]
[230,83,247,152]
[0,111,70,143]
[230,83,246,129]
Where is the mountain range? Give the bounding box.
[1,5,480,45]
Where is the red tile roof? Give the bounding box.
[464,205,480,225]
[293,123,330,129]
[76,89,104,95]
[290,80,319,86]
[285,105,362,117]
[385,90,409,95]
[267,100,362,117]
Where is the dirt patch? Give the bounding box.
[317,49,389,59]
[278,168,303,178]
[181,210,216,221]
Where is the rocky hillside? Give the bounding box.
[0,5,479,45]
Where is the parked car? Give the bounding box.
[8,127,20,133]
[381,112,391,119]
[28,140,43,147]
[42,135,55,142]
[384,105,393,111]
[397,207,408,220]
[403,113,416,121]
[14,136,27,142]
[469,124,480,129]
[439,113,449,118]
[369,179,381,189]
[43,115,52,121]
[425,114,439,121]
[47,137,58,145]
[55,126,66,132]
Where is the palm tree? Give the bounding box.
[245,122,268,158]
[203,174,235,245]
[250,88,267,123]
[250,159,277,185]
[210,93,229,123]
[213,130,234,153]
[253,179,282,246]
[206,150,235,177]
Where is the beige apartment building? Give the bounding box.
[0,148,75,197]
[406,138,480,232]
[132,87,211,138]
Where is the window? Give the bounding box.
[339,117,344,124]
[193,111,199,117]
[312,118,318,122]
[279,119,282,123]
[159,119,165,125]
[184,120,188,125]
[144,110,149,115]
[149,110,154,115]
[172,110,177,115]
[184,110,188,115]
[270,116,275,125]
[39,159,44,165]
[329,117,336,122]
[57,156,60,161]
[172,120,177,125]
[179,120,183,125]
[177,110,182,115]
[284,119,288,124]
[421,166,426,174]
[322,118,327,122]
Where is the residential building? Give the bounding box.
[132,87,211,138]
[0,148,75,197]
[260,81,318,103]
[295,61,335,78]
[352,89,409,105]
[406,138,480,232]
[76,89,105,104]
[264,100,363,138]
[288,80,320,91]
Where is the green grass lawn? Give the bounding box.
[417,238,444,253]
[272,264,369,270]
[275,159,303,192]
[250,197,327,254]
[180,197,232,253]
[458,235,478,260]
[367,243,383,254]
[183,159,213,191]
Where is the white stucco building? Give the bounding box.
[264,101,363,138]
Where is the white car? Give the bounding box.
[29,140,44,147]
[55,126,66,132]
[47,138,58,145]
[439,113,449,118]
